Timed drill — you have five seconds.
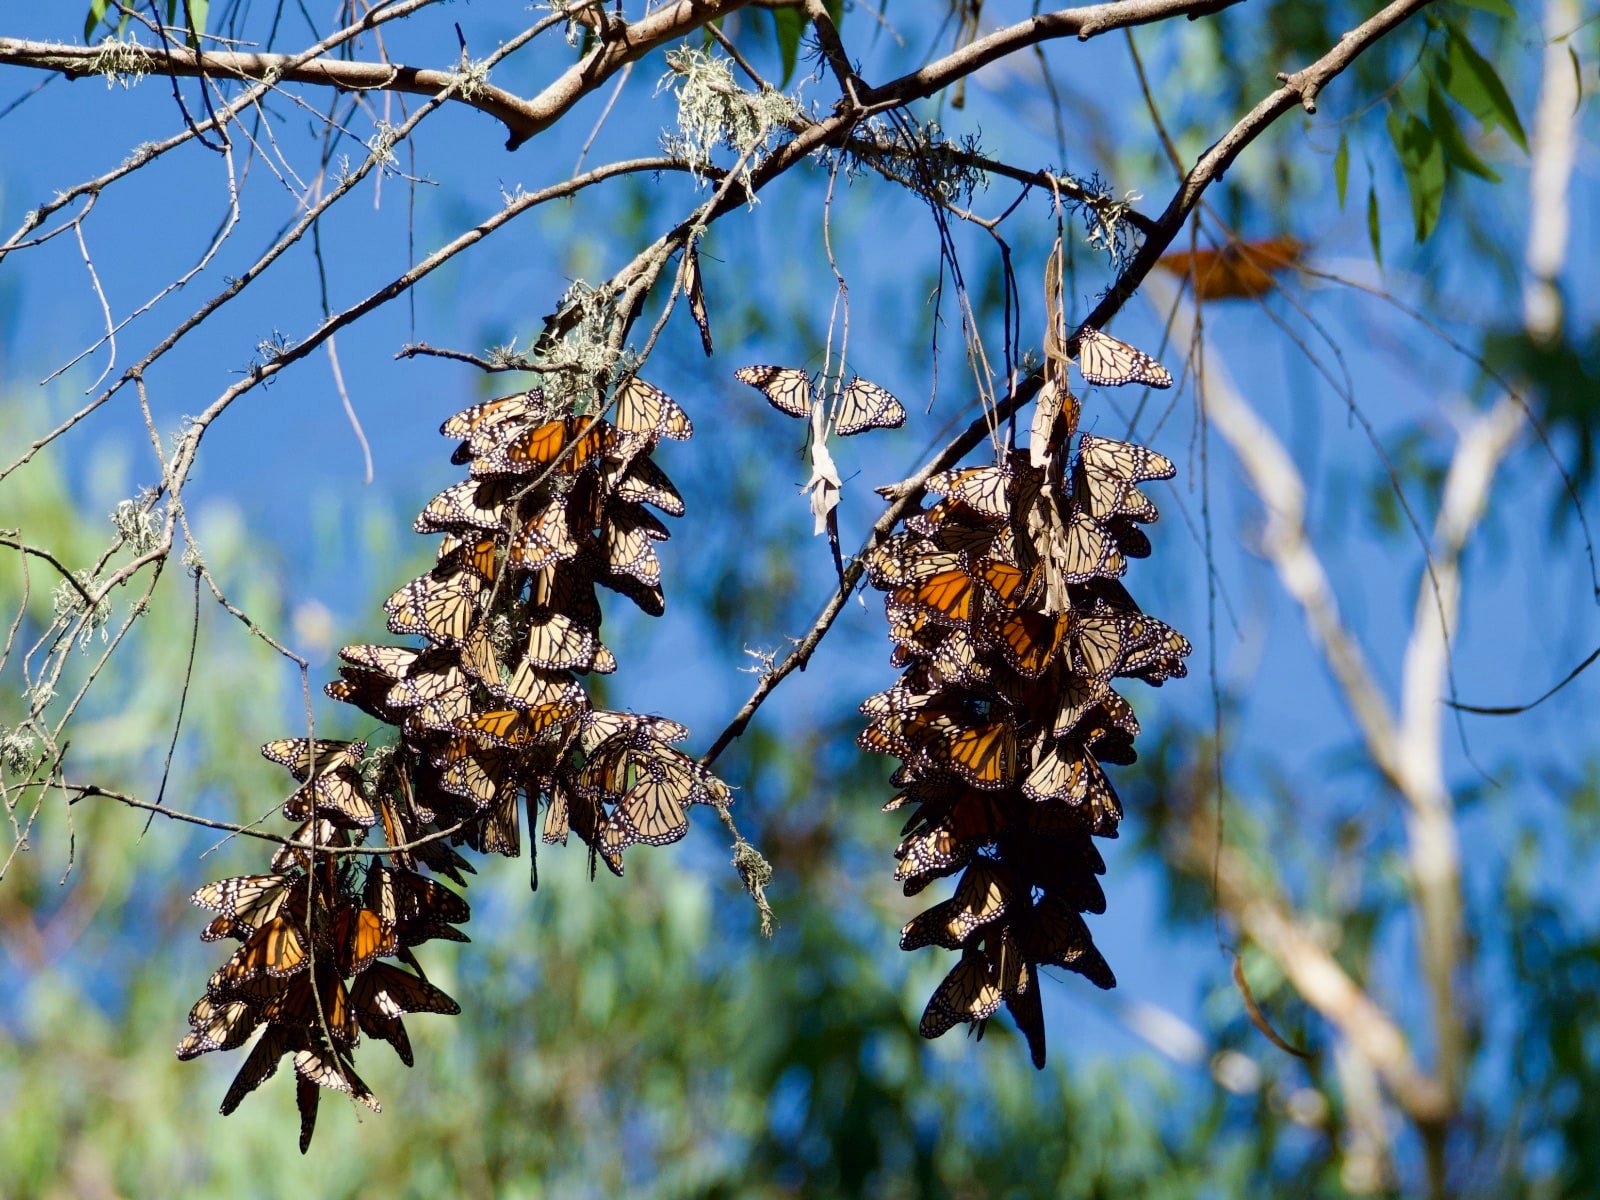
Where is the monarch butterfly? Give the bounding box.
[1052,674,1123,739]
[562,786,631,876]
[369,866,471,945]
[834,375,907,436]
[734,364,813,418]
[466,785,523,858]
[597,567,666,617]
[985,608,1069,678]
[436,533,501,584]
[528,560,605,630]
[912,626,992,690]
[1119,617,1193,683]
[900,859,1011,950]
[345,966,457,1068]
[519,610,601,672]
[507,498,580,572]
[337,643,419,678]
[894,797,1007,893]
[915,714,1018,790]
[191,874,293,942]
[324,669,406,725]
[260,738,367,782]
[385,651,473,734]
[684,241,714,355]
[270,818,348,873]
[177,996,259,1060]
[456,701,582,749]
[605,454,686,517]
[1005,968,1049,1069]
[602,506,665,587]
[1006,821,1111,913]
[472,416,612,479]
[329,902,398,977]
[261,965,358,1044]
[283,767,378,828]
[414,477,518,534]
[1154,234,1305,301]
[1017,894,1116,989]
[488,657,589,716]
[576,709,691,755]
[1074,434,1174,514]
[350,960,461,1068]
[919,948,1006,1039]
[1022,741,1103,809]
[978,557,1034,609]
[292,1042,381,1153]
[1050,508,1125,583]
[383,570,483,645]
[1075,326,1173,388]
[1028,375,1080,469]
[891,565,981,627]
[924,463,1014,519]
[440,389,547,440]
[433,736,515,809]
[907,497,1002,542]
[612,769,692,848]
[220,1024,301,1117]
[612,376,694,445]
[209,915,310,1000]
[1107,517,1152,560]
[864,537,965,589]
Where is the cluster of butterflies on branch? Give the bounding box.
[844,324,1187,1065]
[179,376,726,1150]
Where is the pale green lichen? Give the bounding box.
[110,493,163,554]
[659,49,799,192]
[88,37,152,90]
[52,571,110,651]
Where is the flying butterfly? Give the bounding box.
[1075,326,1173,389]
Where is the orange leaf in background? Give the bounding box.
[1155,235,1305,301]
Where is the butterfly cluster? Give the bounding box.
[182,378,727,1148]
[859,373,1189,1065]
